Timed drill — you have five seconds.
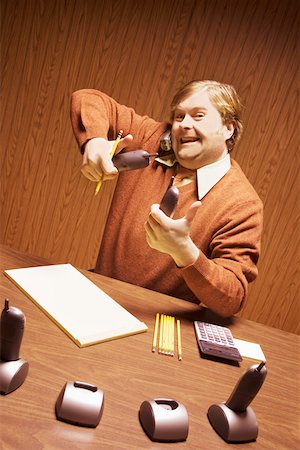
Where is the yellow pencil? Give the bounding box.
[95,130,123,195]
[168,316,172,355]
[171,316,175,356]
[152,313,160,352]
[162,314,167,354]
[158,313,164,354]
[169,316,174,356]
[165,315,170,355]
[177,319,182,361]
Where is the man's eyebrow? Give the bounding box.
[175,106,208,113]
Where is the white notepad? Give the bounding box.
[4,264,148,347]
[233,338,266,362]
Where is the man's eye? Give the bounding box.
[194,113,205,119]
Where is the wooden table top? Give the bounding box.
[0,244,299,450]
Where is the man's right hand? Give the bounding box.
[81,134,133,182]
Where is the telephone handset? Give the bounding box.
[111,132,179,216]
[160,130,172,152]
[112,150,152,172]
[159,176,179,217]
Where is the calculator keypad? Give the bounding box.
[194,321,242,362]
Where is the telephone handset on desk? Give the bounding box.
[0,299,29,395]
[208,361,267,442]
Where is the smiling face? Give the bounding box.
[171,89,234,169]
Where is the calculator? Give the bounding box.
[194,321,242,362]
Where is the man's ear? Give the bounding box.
[223,121,234,140]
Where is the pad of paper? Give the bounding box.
[4,264,148,347]
[233,338,266,362]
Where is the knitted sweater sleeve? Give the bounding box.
[70,89,164,151]
[181,199,263,317]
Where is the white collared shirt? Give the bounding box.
[155,152,231,200]
[197,153,231,200]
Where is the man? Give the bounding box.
[71,80,263,317]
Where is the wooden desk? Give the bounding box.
[0,245,299,450]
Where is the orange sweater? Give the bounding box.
[71,89,263,317]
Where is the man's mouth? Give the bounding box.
[180,137,200,144]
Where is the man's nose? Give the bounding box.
[179,115,193,128]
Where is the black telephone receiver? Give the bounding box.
[225,362,267,412]
[160,131,172,152]
[158,132,179,217]
[159,176,179,217]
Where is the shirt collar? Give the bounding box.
[197,153,231,200]
[155,152,231,200]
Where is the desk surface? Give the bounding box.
[0,245,299,450]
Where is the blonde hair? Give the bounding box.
[170,80,243,151]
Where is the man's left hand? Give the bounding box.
[144,201,201,267]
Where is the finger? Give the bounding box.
[101,157,118,176]
[81,151,98,180]
[144,220,156,243]
[146,213,161,230]
[86,159,103,179]
[149,203,174,231]
[150,203,165,222]
[144,224,158,250]
[118,134,133,150]
[185,201,202,225]
[144,214,158,234]
[102,134,134,174]
[81,164,100,182]
[82,151,88,166]
[102,173,118,181]
[81,168,96,181]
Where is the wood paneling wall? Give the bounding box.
[1,0,299,334]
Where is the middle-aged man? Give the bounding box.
[70,80,263,317]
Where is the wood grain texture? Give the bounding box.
[0,245,299,450]
[0,0,299,333]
